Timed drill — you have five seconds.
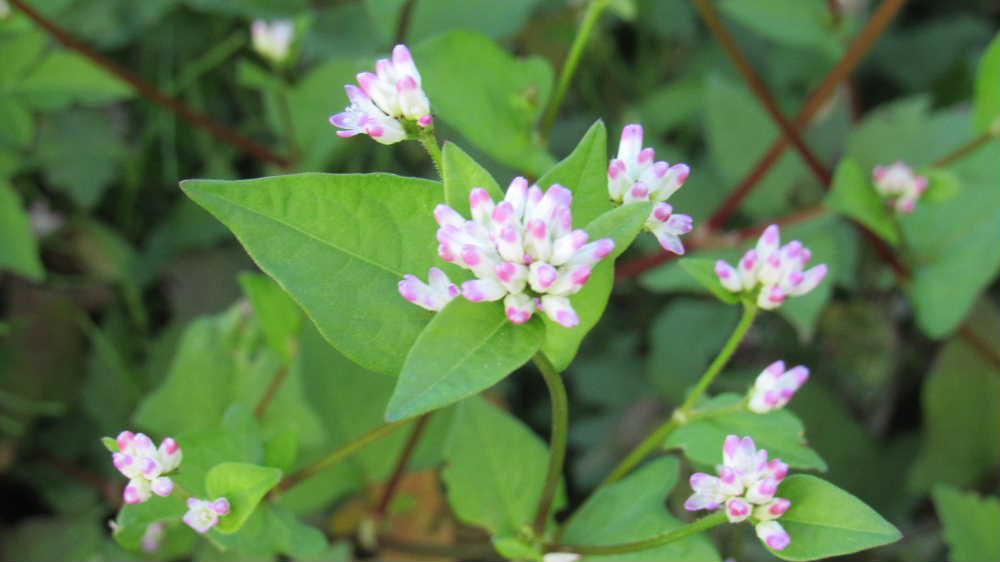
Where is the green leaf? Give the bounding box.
[36,109,126,208]
[205,462,283,534]
[909,304,1000,492]
[15,52,132,110]
[561,457,721,561]
[210,503,328,559]
[263,429,299,473]
[717,0,839,58]
[441,397,557,536]
[903,140,1000,337]
[111,495,188,551]
[101,436,119,452]
[826,159,899,245]
[537,120,613,227]
[933,485,1000,562]
[665,394,826,470]
[182,173,443,376]
[773,475,901,561]
[922,168,961,204]
[0,101,33,148]
[973,33,1000,132]
[239,273,304,362]
[415,31,554,175]
[678,258,740,304]
[442,141,503,213]
[541,202,651,371]
[0,183,43,281]
[387,299,543,421]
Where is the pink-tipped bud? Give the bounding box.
[212,498,231,515]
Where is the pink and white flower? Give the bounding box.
[872,162,928,214]
[686,435,793,552]
[183,497,231,534]
[401,179,614,327]
[748,360,809,414]
[141,522,166,553]
[608,124,694,254]
[251,20,294,65]
[110,431,182,505]
[330,44,431,144]
[399,267,460,311]
[714,224,828,310]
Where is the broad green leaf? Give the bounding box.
[442,397,558,536]
[441,141,503,213]
[647,299,740,399]
[36,109,126,208]
[263,428,299,473]
[415,31,554,175]
[111,495,187,551]
[973,33,1000,132]
[933,485,1000,562]
[678,258,740,304]
[922,168,961,204]
[909,304,1000,492]
[774,475,901,561]
[15,52,132,110]
[537,120,612,227]
[0,183,43,281]
[0,102,33,148]
[205,462,283,534]
[665,394,826,470]
[903,140,1000,337]
[239,273,304,362]
[182,173,443,375]
[387,299,543,421]
[562,457,721,561]
[826,159,899,245]
[541,202,651,371]
[211,503,328,559]
[180,0,308,17]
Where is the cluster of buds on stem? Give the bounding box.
[714,224,827,310]
[107,431,182,505]
[747,360,809,414]
[686,435,793,551]
[608,124,694,254]
[400,179,615,327]
[183,497,231,534]
[330,44,432,145]
[250,20,295,66]
[872,161,928,214]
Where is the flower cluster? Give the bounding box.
[250,20,294,65]
[872,161,928,214]
[748,360,809,414]
[183,497,231,534]
[714,224,828,310]
[110,431,182,505]
[608,124,694,254]
[686,435,792,551]
[399,179,615,327]
[330,44,431,145]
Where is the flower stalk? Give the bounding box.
[533,352,570,536]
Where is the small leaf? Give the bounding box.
[441,397,558,536]
[665,394,826,470]
[536,120,612,227]
[922,168,961,204]
[826,159,900,245]
[101,436,119,453]
[561,457,720,561]
[0,183,44,281]
[678,258,740,304]
[386,300,543,421]
[933,485,1000,562]
[205,462,283,534]
[973,33,1000,132]
[541,202,651,371]
[773,475,901,561]
[442,142,503,214]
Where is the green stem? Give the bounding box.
[532,352,570,536]
[417,128,444,179]
[551,511,727,555]
[540,0,610,138]
[271,419,413,497]
[598,301,758,486]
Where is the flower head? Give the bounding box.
[686,435,792,551]
[251,20,294,65]
[714,225,827,310]
[183,497,231,534]
[330,44,431,144]
[608,124,694,254]
[110,431,182,505]
[748,360,809,414]
[872,162,928,214]
[401,179,614,327]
